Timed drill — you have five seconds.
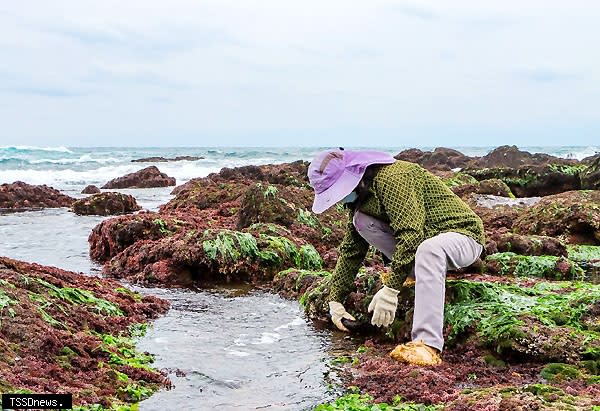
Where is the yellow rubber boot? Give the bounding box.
[389,340,442,366]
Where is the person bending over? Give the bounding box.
[307,149,484,366]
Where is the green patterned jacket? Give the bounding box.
[329,160,485,303]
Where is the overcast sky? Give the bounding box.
[0,1,598,147]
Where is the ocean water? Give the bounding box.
[0,144,599,409]
[2,145,599,198]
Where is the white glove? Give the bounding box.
[368,285,400,327]
[329,301,356,332]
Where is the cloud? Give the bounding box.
[0,86,86,97]
[394,4,438,21]
[516,69,579,83]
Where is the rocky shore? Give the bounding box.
[1,145,599,410]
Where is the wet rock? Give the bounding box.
[131,156,204,162]
[0,256,169,408]
[164,161,309,212]
[103,228,323,287]
[88,211,207,262]
[237,183,300,229]
[71,192,141,216]
[485,230,567,257]
[463,164,583,197]
[478,179,514,197]
[101,166,176,189]
[580,155,600,190]
[81,185,101,194]
[483,252,583,280]
[0,181,75,210]
[475,145,575,168]
[395,147,473,171]
[513,190,600,244]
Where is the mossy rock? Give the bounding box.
[513,190,600,245]
[483,252,584,280]
[540,363,581,381]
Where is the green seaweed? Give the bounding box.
[445,280,600,353]
[485,252,584,280]
[315,390,441,410]
[36,278,124,316]
[297,208,319,228]
[202,230,259,262]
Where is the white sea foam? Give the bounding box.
[0,145,73,153]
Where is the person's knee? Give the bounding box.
[415,238,445,262]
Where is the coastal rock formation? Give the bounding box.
[475,145,576,168]
[395,147,473,171]
[88,211,215,262]
[101,166,176,189]
[0,181,75,210]
[0,256,170,408]
[87,155,600,409]
[81,185,101,194]
[580,155,600,190]
[71,192,141,216]
[513,190,600,244]
[131,156,204,162]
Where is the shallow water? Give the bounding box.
[0,206,350,410]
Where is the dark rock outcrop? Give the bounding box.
[513,190,600,244]
[395,147,473,171]
[71,192,141,216]
[81,185,101,194]
[580,155,600,190]
[101,166,176,189]
[0,181,74,210]
[131,156,204,162]
[476,145,575,168]
[463,165,582,197]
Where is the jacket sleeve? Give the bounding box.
[375,168,425,290]
[328,210,369,303]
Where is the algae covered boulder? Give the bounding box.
[102,166,176,189]
[513,190,600,244]
[580,155,600,190]
[0,181,75,210]
[103,227,323,287]
[71,192,141,216]
[0,256,170,409]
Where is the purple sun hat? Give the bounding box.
[307,149,396,214]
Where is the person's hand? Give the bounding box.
[368,286,400,327]
[329,301,356,332]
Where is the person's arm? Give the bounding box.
[328,210,369,303]
[375,168,425,290]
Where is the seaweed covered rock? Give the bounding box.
[0,256,170,408]
[394,147,473,172]
[580,155,600,190]
[463,164,584,197]
[103,228,323,287]
[237,183,301,229]
[482,252,584,280]
[446,175,514,199]
[485,230,567,257]
[0,181,74,210]
[71,192,141,216]
[88,211,209,262]
[513,190,600,244]
[101,166,176,189]
[475,145,574,169]
[162,161,310,213]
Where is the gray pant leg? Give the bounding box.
[352,211,397,260]
[412,232,483,351]
[353,211,417,280]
